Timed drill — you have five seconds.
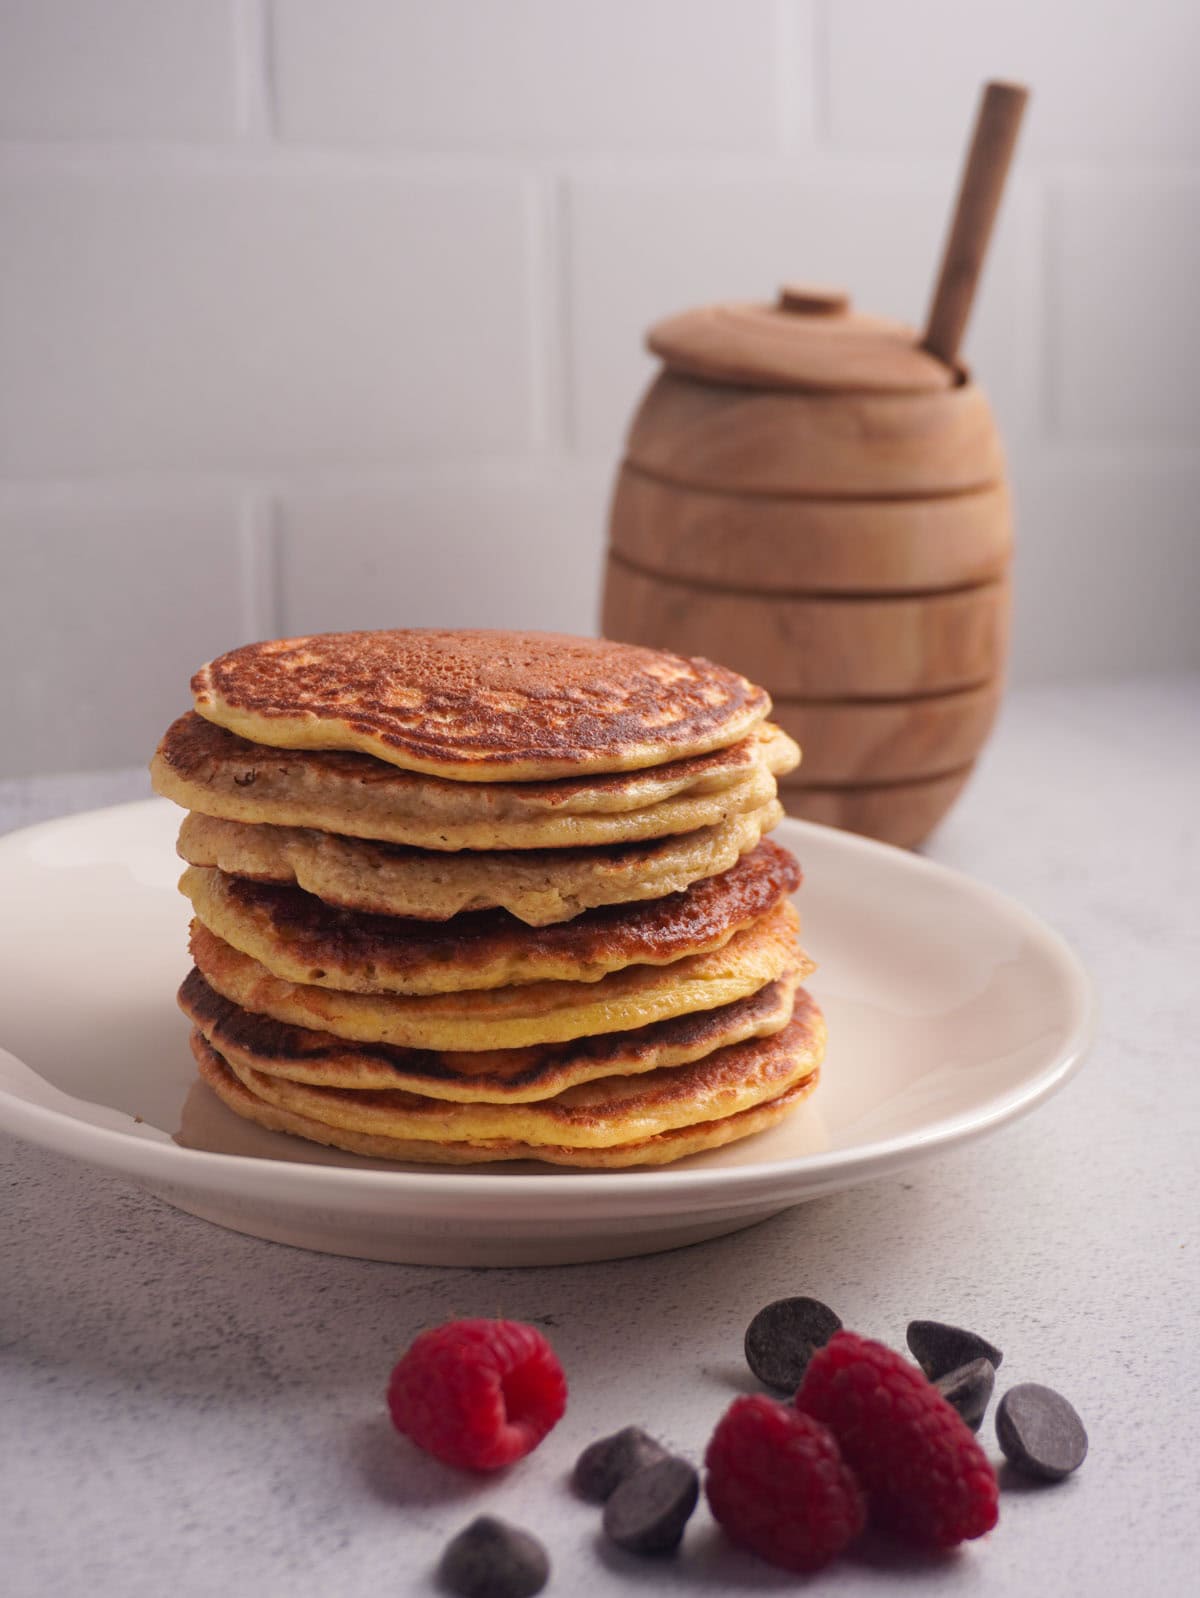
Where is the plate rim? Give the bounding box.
[0,800,1095,1211]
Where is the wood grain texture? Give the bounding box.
[602,555,1011,699]
[610,468,1012,595]
[646,301,952,394]
[772,681,1003,785]
[780,766,976,850]
[623,372,1003,496]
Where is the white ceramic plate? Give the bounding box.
[0,802,1091,1266]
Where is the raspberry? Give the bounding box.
[387,1319,566,1472]
[704,1394,866,1572]
[795,1331,998,1548]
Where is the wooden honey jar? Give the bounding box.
[602,84,1028,849]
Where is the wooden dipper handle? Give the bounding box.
[921,81,1029,367]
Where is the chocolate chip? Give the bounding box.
[933,1357,996,1431]
[744,1296,842,1392]
[573,1426,668,1503]
[996,1383,1088,1481]
[602,1456,699,1555]
[906,1319,1003,1381]
[439,1516,549,1598]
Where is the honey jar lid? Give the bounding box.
[646,284,955,394]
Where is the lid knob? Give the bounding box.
[777,283,850,316]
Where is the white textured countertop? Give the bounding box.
[2,675,1197,1596]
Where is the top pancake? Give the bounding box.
[192,630,771,782]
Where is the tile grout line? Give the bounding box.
[523,171,564,455]
[1016,172,1046,453]
[806,0,832,150]
[549,173,576,454]
[232,0,276,143]
[238,491,282,641]
[4,426,1200,502]
[1,138,1197,182]
[1039,176,1061,441]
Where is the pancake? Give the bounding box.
[189,901,808,1051]
[179,966,800,1102]
[191,995,823,1150]
[191,630,771,781]
[179,841,800,996]
[151,714,799,851]
[175,800,783,926]
[192,1034,821,1168]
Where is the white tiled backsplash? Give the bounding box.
[1,0,1197,778]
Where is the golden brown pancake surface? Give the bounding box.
[174,801,783,925]
[197,996,824,1149]
[191,630,771,781]
[151,713,797,850]
[179,965,799,1101]
[179,840,801,995]
[160,626,817,1170]
[192,1033,820,1168]
[188,901,806,1051]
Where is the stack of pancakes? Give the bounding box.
[150,630,825,1168]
